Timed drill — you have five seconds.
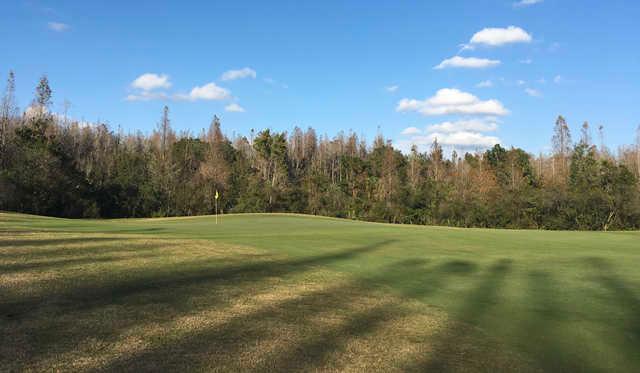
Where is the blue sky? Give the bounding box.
[1,0,639,154]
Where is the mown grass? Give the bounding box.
[1,212,639,372]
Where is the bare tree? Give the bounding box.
[62,99,72,126]
[159,105,170,161]
[597,124,609,157]
[552,115,572,179]
[580,121,591,145]
[636,124,640,178]
[429,138,443,182]
[1,70,18,149]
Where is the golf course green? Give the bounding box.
[1,212,639,372]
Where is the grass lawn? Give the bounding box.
[1,212,639,372]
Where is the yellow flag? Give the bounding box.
[215,190,219,200]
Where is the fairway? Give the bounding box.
[1,212,639,372]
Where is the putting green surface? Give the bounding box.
[1,212,639,372]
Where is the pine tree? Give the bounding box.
[35,75,52,112]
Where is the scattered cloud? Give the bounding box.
[434,56,500,69]
[225,103,245,112]
[397,88,508,116]
[426,118,499,133]
[264,77,288,89]
[401,126,422,135]
[525,88,542,97]
[513,0,543,7]
[221,67,256,81]
[178,82,230,101]
[386,85,399,93]
[537,78,547,84]
[47,22,69,32]
[553,75,563,84]
[476,80,493,88]
[131,73,172,91]
[517,80,526,86]
[127,73,235,102]
[397,131,500,150]
[465,26,532,48]
[548,42,561,52]
[519,58,533,64]
[125,91,170,102]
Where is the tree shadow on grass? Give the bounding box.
[253,304,398,372]
[2,240,392,319]
[99,284,396,371]
[1,240,394,370]
[16,240,630,372]
[0,238,171,261]
[0,236,120,249]
[0,252,161,273]
[97,257,486,372]
[356,258,478,305]
[517,270,587,372]
[252,259,479,372]
[583,257,640,369]
[408,259,518,372]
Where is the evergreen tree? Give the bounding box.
[35,75,52,112]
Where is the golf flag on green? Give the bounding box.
[215,190,219,224]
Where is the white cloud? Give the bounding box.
[178,82,230,101]
[435,56,500,69]
[397,88,508,116]
[426,88,478,106]
[553,75,563,84]
[514,0,543,7]
[525,88,542,97]
[131,73,171,91]
[125,91,170,102]
[220,67,257,81]
[517,80,526,86]
[398,131,500,149]
[519,58,533,64]
[476,80,493,88]
[264,77,288,89]
[127,74,232,102]
[548,42,561,52]
[47,22,69,32]
[401,126,422,135]
[225,103,245,112]
[468,26,532,47]
[435,131,500,147]
[426,118,499,133]
[386,85,399,93]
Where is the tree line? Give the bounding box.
[1,73,640,230]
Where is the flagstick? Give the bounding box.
[215,197,218,225]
